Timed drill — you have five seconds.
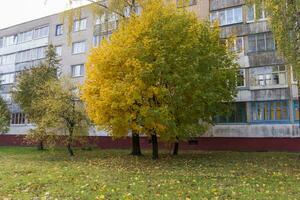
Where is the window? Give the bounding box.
[5,35,18,46]
[247,4,268,22]
[96,13,118,33]
[292,67,298,83]
[0,35,17,48]
[1,93,12,104]
[247,5,255,22]
[294,101,300,121]
[36,47,46,59]
[248,32,275,53]
[16,47,46,63]
[71,64,84,77]
[214,102,247,123]
[74,18,87,32]
[237,69,246,87]
[11,113,26,125]
[55,24,63,36]
[210,7,243,26]
[0,37,3,48]
[18,30,33,43]
[93,35,103,47]
[248,35,256,52]
[227,37,244,52]
[1,54,15,65]
[16,49,32,63]
[250,65,286,87]
[0,73,15,84]
[252,101,289,122]
[55,46,62,57]
[72,41,86,54]
[93,34,111,47]
[33,26,49,39]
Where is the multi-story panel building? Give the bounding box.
[0,1,209,136]
[0,6,95,134]
[208,0,300,137]
[0,0,298,139]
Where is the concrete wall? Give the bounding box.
[208,124,300,137]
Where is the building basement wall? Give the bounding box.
[1,135,300,152]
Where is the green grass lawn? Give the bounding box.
[1,147,300,200]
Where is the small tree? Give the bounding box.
[32,79,89,156]
[82,1,237,159]
[0,97,10,134]
[13,44,60,150]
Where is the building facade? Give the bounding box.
[0,0,298,138]
[207,0,300,138]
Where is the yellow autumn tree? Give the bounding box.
[82,0,237,159]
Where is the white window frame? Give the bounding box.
[72,41,86,54]
[226,37,244,53]
[0,73,15,85]
[248,32,275,53]
[55,45,63,57]
[250,65,287,87]
[1,54,15,65]
[291,66,298,84]
[210,6,243,26]
[74,18,87,32]
[33,26,49,39]
[18,30,33,44]
[71,64,84,77]
[246,4,268,23]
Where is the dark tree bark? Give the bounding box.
[173,141,179,155]
[67,125,74,157]
[151,134,158,160]
[37,140,44,151]
[172,136,179,155]
[131,132,142,156]
[67,142,74,156]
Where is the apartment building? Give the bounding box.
[208,0,300,137]
[0,1,208,136]
[0,6,95,134]
[0,0,297,138]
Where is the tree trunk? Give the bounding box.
[172,136,179,155]
[151,134,158,160]
[131,133,142,156]
[67,128,74,157]
[173,141,179,155]
[37,140,44,151]
[67,142,74,156]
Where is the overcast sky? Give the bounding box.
[0,0,90,29]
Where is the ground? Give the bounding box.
[0,147,300,200]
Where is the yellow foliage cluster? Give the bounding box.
[82,0,237,140]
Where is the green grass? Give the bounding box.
[1,147,300,200]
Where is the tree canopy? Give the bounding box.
[13,44,59,121]
[13,44,60,149]
[32,78,90,156]
[82,0,237,158]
